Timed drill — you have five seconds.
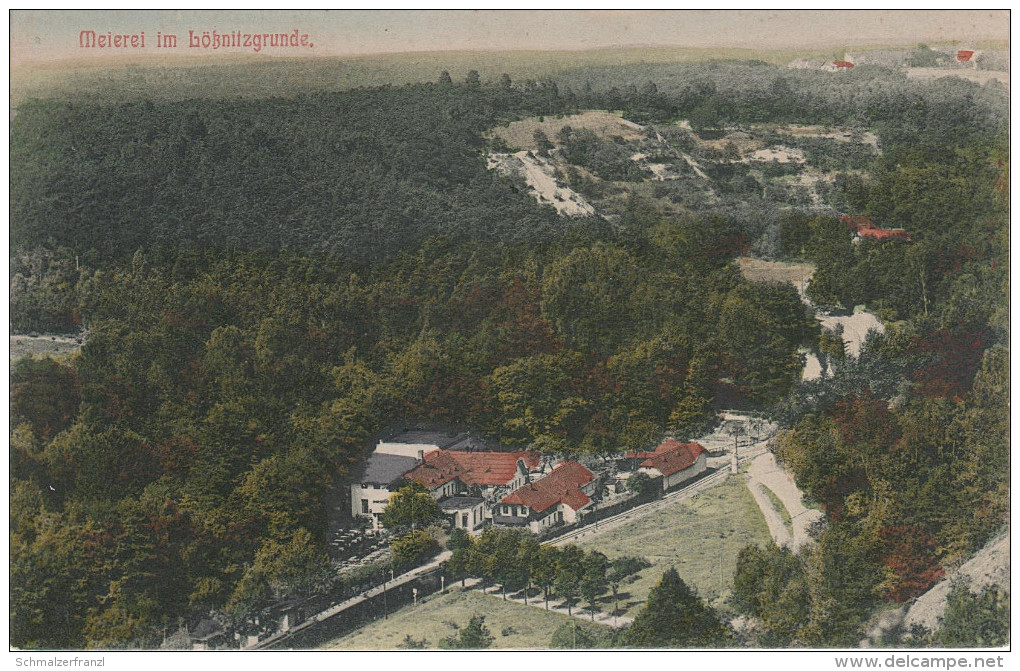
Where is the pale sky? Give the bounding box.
[10,10,1010,66]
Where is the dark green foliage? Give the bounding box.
[623,567,729,648]
[935,582,1010,648]
[10,247,82,332]
[9,58,1007,650]
[732,543,810,646]
[390,529,441,572]
[10,358,81,442]
[381,482,442,531]
[561,128,646,181]
[399,634,429,649]
[439,614,493,649]
[11,86,567,263]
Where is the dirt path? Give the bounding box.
[745,452,823,552]
[746,480,792,548]
[10,334,82,362]
[486,151,596,217]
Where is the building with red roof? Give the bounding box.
[496,461,597,533]
[632,439,708,492]
[858,227,911,242]
[406,449,543,500]
[840,214,877,233]
[841,214,911,243]
[957,50,975,63]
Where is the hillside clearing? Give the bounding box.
[489,110,645,151]
[320,587,603,649]
[574,475,771,615]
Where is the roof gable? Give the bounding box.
[502,461,594,512]
[640,441,707,477]
[406,450,541,490]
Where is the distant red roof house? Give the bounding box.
[406,450,541,497]
[631,440,708,491]
[957,50,975,63]
[497,461,596,532]
[840,214,877,233]
[833,61,855,69]
[841,215,911,242]
[858,227,911,242]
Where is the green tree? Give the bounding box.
[732,543,810,646]
[391,529,441,571]
[580,551,610,620]
[532,544,560,609]
[934,582,1009,648]
[440,614,494,649]
[541,244,638,354]
[624,567,729,648]
[381,482,441,531]
[555,545,585,615]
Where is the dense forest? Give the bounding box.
[9,58,1009,648]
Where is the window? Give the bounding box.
[361,499,369,514]
[461,513,468,528]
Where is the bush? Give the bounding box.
[390,529,441,571]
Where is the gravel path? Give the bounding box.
[746,480,792,548]
[746,452,823,552]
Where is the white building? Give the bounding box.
[630,440,708,492]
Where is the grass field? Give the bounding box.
[321,588,605,650]
[737,256,815,288]
[489,110,646,151]
[762,485,794,535]
[576,474,771,616]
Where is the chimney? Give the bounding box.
[417,450,425,464]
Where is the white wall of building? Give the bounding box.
[350,483,394,529]
[641,452,707,491]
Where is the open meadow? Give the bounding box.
[576,474,771,616]
[320,587,608,650]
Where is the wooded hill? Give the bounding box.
[10,61,1009,648]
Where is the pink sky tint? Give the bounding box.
[10,9,1009,67]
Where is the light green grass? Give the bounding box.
[321,587,602,650]
[576,475,771,616]
[762,485,794,535]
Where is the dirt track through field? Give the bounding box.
[745,452,823,551]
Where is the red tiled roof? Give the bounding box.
[501,461,594,513]
[407,450,541,490]
[859,227,911,241]
[840,215,877,232]
[833,61,854,68]
[957,50,975,62]
[640,440,707,478]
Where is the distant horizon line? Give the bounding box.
[13,37,1010,70]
